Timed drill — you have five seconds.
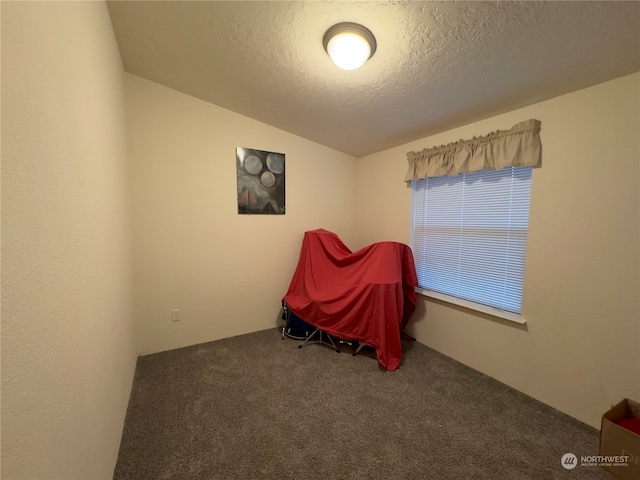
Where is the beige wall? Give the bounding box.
[125,74,357,355]
[1,2,137,479]
[355,73,640,428]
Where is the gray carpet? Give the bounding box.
[114,328,613,480]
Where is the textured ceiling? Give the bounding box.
[107,1,640,157]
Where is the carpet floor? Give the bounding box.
[114,328,613,480]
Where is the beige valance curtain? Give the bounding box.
[404,119,542,182]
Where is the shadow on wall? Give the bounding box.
[405,294,427,339]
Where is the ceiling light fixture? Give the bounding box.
[323,22,377,71]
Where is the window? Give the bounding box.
[411,166,532,319]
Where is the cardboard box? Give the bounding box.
[599,398,640,480]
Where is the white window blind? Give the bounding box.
[411,167,532,315]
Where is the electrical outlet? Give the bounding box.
[171,309,181,322]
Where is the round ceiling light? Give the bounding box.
[323,22,377,71]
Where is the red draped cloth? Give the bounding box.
[284,229,418,371]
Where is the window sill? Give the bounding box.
[415,288,527,325]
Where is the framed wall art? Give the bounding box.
[236,147,285,215]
